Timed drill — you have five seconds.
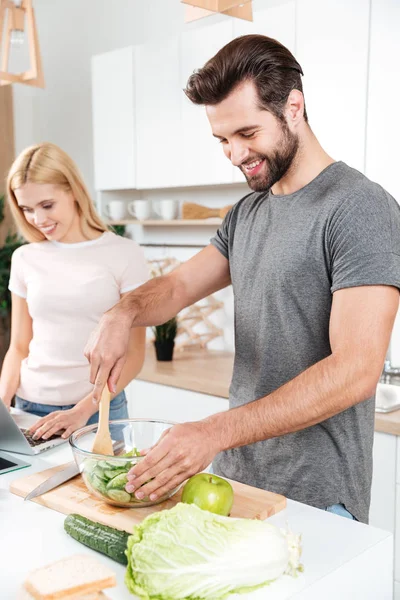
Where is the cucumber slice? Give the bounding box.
[111,461,131,470]
[92,466,110,482]
[104,468,128,480]
[107,489,131,503]
[83,458,97,473]
[88,473,108,496]
[96,460,110,470]
[106,472,129,490]
[104,459,124,468]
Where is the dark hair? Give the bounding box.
[185,34,308,123]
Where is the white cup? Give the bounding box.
[128,200,152,221]
[105,200,126,221]
[154,199,179,221]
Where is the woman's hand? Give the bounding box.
[29,404,91,440]
[0,395,12,410]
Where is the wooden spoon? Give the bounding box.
[92,386,114,456]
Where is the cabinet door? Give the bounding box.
[135,36,182,189]
[395,580,400,600]
[127,380,229,423]
[181,21,234,187]
[365,0,400,201]
[232,1,296,184]
[369,432,396,534]
[395,483,400,581]
[91,47,136,190]
[296,0,369,172]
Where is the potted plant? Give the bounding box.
[153,316,178,361]
[0,194,25,365]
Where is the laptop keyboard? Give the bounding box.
[21,428,61,447]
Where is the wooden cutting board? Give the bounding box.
[10,463,286,532]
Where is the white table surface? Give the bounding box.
[0,410,394,600]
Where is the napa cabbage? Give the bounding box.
[125,502,302,600]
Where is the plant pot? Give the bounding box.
[154,340,175,362]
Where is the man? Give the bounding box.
[85,35,400,523]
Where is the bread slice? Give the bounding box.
[23,554,116,600]
[18,590,110,600]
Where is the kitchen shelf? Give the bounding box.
[108,218,223,226]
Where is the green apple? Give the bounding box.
[181,473,234,516]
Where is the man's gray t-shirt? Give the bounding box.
[210,161,400,523]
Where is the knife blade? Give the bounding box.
[24,461,79,501]
[24,440,126,501]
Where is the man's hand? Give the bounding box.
[125,420,221,502]
[29,404,92,440]
[84,308,132,403]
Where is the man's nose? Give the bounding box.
[229,141,249,167]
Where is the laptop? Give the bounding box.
[0,398,67,455]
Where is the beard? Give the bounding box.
[240,121,299,192]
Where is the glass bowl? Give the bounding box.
[69,418,180,508]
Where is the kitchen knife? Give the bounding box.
[24,440,126,501]
[24,461,79,501]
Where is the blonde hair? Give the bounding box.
[6,142,108,242]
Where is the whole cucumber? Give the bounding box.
[64,513,129,565]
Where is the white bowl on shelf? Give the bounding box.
[375,382,400,413]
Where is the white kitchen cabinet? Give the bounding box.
[395,484,400,581]
[135,36,182,189]
[232,1,296,184]
[396,436,400,484]
[91,47,136,190]
[296,0,369,172]
[395,580,400,600]
[365,0,400,202]
[126,379,228,423]
[370,433,400,587]
[369,432,397,534]
[181,21,234,187]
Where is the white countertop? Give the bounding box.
[0,411,394,600]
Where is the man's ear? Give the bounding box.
[285,89,305,125]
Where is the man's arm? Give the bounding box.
[125,285,399,502]
[85,245,231,401]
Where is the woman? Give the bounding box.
[0,142,148,441]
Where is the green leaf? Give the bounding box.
[152,316,178,343]
[0,201,26,317]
